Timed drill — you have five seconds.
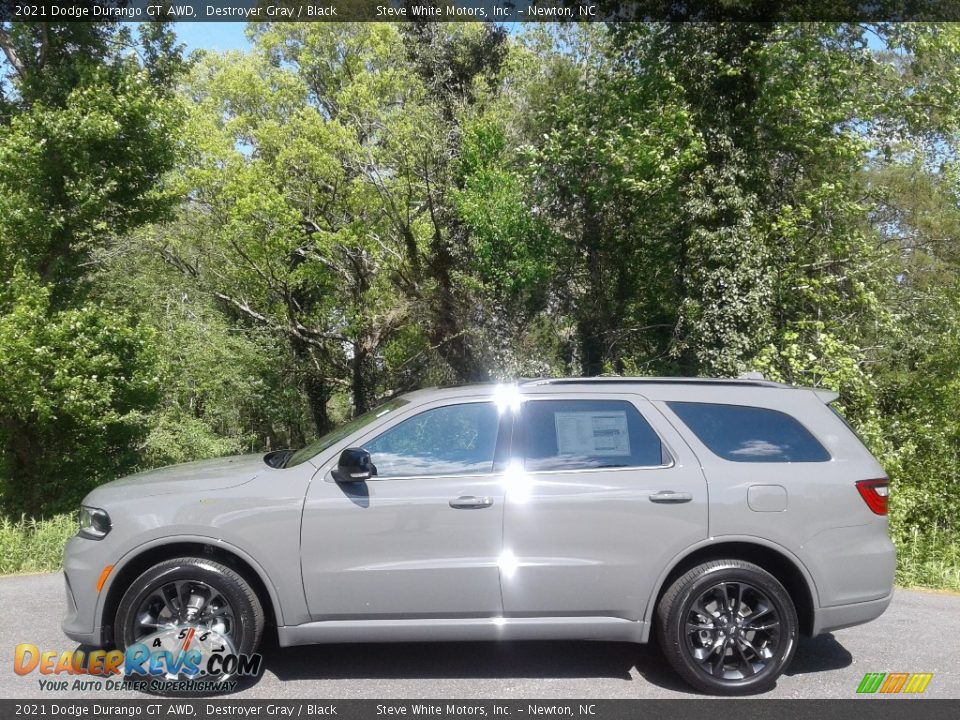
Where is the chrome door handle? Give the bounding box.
[449,496,494,509]
[650,490,693,504]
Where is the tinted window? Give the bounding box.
[667,402,830,463]
[365,402,500,478]
[520,400,666,471]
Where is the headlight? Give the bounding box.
[78,506,111,540]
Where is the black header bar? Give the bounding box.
[0,700,958,720]
[3,0,960,22]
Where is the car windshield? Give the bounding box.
[284,398,410,468]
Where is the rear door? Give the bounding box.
[500,394,708,620]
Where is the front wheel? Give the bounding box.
[114,557,264,689]
[656,560,798,695]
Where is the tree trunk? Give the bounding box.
[578,317,605,376]
[430,309,488,383]
[303,372,332,436]
[290,339,332,435]
[351,343,372,416]
[577,213,607,377]
[428,225,489,383]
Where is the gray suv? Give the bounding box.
[63,377,895,694]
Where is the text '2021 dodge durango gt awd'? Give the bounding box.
[63,376,895,694]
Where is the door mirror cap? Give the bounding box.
[333,447,376,483]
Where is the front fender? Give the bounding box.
[95,534,291,636]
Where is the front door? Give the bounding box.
[500,395,708,621]
[301,399,508,620]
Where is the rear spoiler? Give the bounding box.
[813,388,840,404]
[736,373,841,403]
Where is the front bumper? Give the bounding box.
[61,534,113,647]
[811,591,894,636]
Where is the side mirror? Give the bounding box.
[332,447,377,483]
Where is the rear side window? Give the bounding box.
[667,402,830,463]
[520,399,667,471]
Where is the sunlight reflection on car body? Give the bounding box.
[502,459,534,504]
[494,382,523,415]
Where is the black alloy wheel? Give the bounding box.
[657,559,799,695]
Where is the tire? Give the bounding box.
[656,560,798,695]
[114,557,264,687]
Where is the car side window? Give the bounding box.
[520,399,667,471]
[364,402,500,478]
[667,401,831,462]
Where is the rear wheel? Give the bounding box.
[656,560,798,695]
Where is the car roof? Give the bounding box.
[403,377,838,404]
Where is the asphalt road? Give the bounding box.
[2,572,958,699]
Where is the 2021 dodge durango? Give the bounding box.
[63,377,895,694]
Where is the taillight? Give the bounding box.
[856,479,889,515]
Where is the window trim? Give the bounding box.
[664,400,833,464]
[521,460,675,477]
[514,397,675,474]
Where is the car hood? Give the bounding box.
[84,454,266,503]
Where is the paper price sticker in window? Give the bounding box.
[555,411,631,457]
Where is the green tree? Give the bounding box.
[0,271,157,515]
[510,26,702,376]
[0,20,187,516]
[158,23,511,433]
[94,237,313,467]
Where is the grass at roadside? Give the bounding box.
[0,513,958,594]
[0,514,76,575]
[894,527,960,592]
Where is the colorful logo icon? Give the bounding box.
[857,672,933,694]
[15,626,262,689]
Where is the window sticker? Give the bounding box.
[554,411,631,456]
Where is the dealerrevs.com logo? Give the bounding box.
[856,672,934,695]
[14,626,262,694]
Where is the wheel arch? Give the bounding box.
[646,537,820,637]
[99,536,283,645]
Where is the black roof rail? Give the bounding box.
[519,376,789,389]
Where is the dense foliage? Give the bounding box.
[0,21,186,514]
[1,21,958,587]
